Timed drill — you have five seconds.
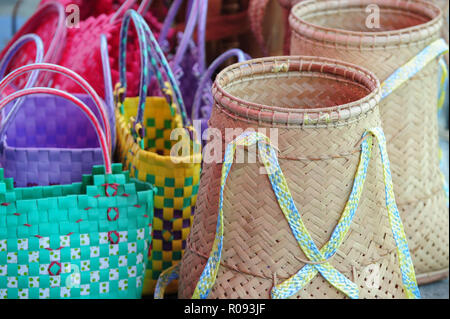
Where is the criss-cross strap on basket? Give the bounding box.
[114,10,201,295]
[289,0,449,284]
[0,87,154,299]
[154,56,420,299]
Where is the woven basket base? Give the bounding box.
[416,269,449,285]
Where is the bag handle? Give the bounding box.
[155,129,421,299]
[110,0,154,23]
[0,88,111,174]
[0,63,112,153]
[117,10,189,146]
[1,2,67,86]
[100,34,116,147]
[158,0,207,73]
[191,48,250,121]
[0,34,44,126]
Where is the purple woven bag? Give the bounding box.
[191,48,250,139]
[150,0,207,117]
[0,59,113,187]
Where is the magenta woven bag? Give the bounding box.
[0,62,113,188]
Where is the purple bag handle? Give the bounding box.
[0,87,112,173]
[100,34,116,146]
[0,63,112,152]
[0,34,44,135]
[192,49,250,121]
[158,0,207,72]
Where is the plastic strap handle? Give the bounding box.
[249,0,271,56]
[137,12,190,126]
[192,130,420,299]
[11,0,23,36]
[137,0,154,14]
[1,2,67,86]
[0,34,44,126]
[381,38,449,100]
[191,48,249,121]
[158,0,185,48]
[0,88,111,174]
[100,34,116,147]
[110,0,138,23]
[0,63,112,153]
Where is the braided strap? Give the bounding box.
[191,129,420,299]
[381,38,449,100]
[381,38,449,205]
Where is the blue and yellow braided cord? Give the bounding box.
[190,130,420,299]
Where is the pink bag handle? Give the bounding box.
[0,2,67,86]
[0,88,111,174]
[110,0,154,23]
[0,63,112,153]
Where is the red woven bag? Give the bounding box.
[50,0,170,98]
[0,2,67,86]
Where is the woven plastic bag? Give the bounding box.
[155,56,420,299]
[0,2,67,87]
[114,10,201,295]
[49,0,165,99]
[0,86,154,299]
[0,60,114,187]
[289,0,449,284]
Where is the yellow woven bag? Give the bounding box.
[114,10,201,295]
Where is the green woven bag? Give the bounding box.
[0,87,154,299]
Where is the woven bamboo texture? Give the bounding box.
[177,56,414,299]
[289,0,449,283]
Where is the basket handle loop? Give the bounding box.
[158,0,207,73]
[188,129,420,299]
[0,63,112,153]
[154,263,181,299]
[0,2,67,86]
[191,48,250,121]
[117,10,189,147]
[100,34,116,148]
[380,38,449,100]
[0,88,112,174]
[0,34,44,126]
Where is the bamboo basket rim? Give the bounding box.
[289,0,443,49]
[212,55,381,127]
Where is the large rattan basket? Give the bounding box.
[289,0,449,284]
[178,56,419,299]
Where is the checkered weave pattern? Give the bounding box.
[115,10,201,295]
[0,163,154,299]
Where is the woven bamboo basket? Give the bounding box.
[177,56,420,299]
[289,0,449,284]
